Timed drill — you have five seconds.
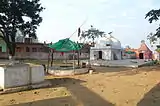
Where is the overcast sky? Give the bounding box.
[36,0,160,49]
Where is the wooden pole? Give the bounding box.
[65,52,67,66]
[88,45,91,68]
[51,49,53,67]
[73,51,75,73]
[47,49,51,73]
[77,41,80,67]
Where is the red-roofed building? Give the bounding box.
[124,40,152,59]
[136,40,152,59]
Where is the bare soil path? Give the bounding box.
[0,66,160,106]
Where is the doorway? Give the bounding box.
[139,53,144,59]
[121,51,123,59]
[98,51,102,59]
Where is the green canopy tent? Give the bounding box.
[48,38,82,52]
[47,38,83,72]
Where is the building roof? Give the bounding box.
[138,42,152,52]
[95,34,121,49]
[15,42,45,46]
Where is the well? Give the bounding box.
[48,66,88,76]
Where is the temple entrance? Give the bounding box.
[139,53,144,59]
[98,51,102,59]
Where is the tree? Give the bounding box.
[80,25,105,46]
[79,25,105,68]
[147,32,157,46]
[125,45,131,49]
[15,29,24,42]
[145,9,160,43]
[0,0,44,58]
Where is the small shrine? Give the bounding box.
[90,34,123,60]
[136,40,152,59]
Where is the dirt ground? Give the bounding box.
[0,66,160,106]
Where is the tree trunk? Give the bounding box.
[0,28,16,64]
[73,51,75,73]
[8,40,16,64]
[8,55,16,66]
[77,51,80,67]
[47,50,51,73]
[8,31,16,65]
[88,46,91,68]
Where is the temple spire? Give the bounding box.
[141,40,145,43]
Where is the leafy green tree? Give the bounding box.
[147,32,157,46]
[80,25,105,46]
[145,9,160,43]
[0,0,44,57]
[79,25,105,67]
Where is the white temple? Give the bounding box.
[90,34,123,60]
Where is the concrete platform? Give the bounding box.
[84,59,153,68]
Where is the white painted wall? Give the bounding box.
[90,50,95,60]
[0,67,4,89]
[103,50,112,60]
[0,64,44,89]
[5,65,30,88]
[31,65,45,83]
[112,49,122,60]
[90,49,113,60]
[90,48,122,61]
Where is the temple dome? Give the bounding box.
[95,35,121,49]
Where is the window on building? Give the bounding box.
[26,47,30,52]
[106,44,111,46]
[16,47,21,52]
[32,48,37,52]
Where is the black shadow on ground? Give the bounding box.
[138,65,160,72]
[95,65,160,77]
[94,66,140,77]
[10,78,114,106]
[93,66,131,73]
[11,96,77,106]
[137,83,160,106]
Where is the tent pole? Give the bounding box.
[77,41,80,67]
[73,51,75,73]
[47,49,51,73]
[88,45,91,69]
[65,52,67,66]
[51,49,54,67]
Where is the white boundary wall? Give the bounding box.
[0,64,44,89]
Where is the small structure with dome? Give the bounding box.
[90,33,123,60]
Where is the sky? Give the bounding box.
[36,0,160,49]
